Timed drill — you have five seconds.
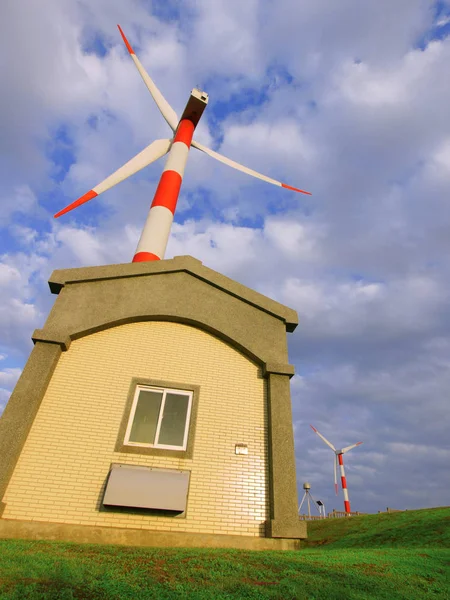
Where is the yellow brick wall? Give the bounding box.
[3,321,269,536]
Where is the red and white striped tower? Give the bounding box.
[132,118,194,262]
[118,26,209,263]
[338,453,351,513]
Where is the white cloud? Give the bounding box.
[0,264,21,287]
[436,15,450,28]
[0,367,22,388]
[387,442,450,461]
[279,274,446,341]
[264,220,322,260]
[189,0,262,79]
[0,186,39,226]
[0,367,22,413]
[430,138,450,180]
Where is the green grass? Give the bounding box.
[0,507,449,599]
[304,505,450,549]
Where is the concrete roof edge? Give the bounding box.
[187,262,298,330]
[48,256,202,294]
[48,255,298,330]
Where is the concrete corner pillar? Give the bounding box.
[0,342,62,504]
[265,371,306,538]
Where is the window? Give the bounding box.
[114,378,199,459]
[124,386,193,451]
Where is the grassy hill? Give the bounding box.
[305,505,450,548]
[0,507,449,599]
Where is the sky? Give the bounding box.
[1,0,450,516]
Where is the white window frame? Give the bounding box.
[124,385,193,451]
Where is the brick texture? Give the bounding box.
[3,322,269,536]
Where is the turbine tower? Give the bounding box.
[310,425,362,514]
[54,25,311,262]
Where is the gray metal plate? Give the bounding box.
[103,464,190,511]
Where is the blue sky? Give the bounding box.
[1,0,450,515]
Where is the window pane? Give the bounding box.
[157,393,190,447]
[129,390,163,444]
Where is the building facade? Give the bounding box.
[0,256,305,550]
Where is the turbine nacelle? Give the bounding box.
[180,88,209,128]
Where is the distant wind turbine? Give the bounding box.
[54,25,311,263]
[310,425,363,514]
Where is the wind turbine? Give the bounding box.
[54,26,311,263]
[310,425,362,514]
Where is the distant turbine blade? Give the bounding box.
[191,140,311,195]
[310,424,336,452]
[334,455,338,495]
[341,442,363,454]
[54,138,171,218]
[117,25,179,132]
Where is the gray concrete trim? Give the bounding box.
[33,317,296,378]
[48,256,203,293]
[59,316,264,365]
[0,343,62,503]
[266,519,307,539]
[189,263,298,332]
[263,363,295,378]
[48,256,298,331]
[0,518,306,549]
[41,267,294,367]
[114,378,200,460]
[266,373,302,538]
[32,329,71,351]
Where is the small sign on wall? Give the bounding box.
[235,443,248,455]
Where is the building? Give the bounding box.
[0,255,306,550]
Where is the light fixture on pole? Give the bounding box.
[316,499,325,518]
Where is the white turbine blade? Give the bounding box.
[192,140,311,195]
[341,442,363,454]
[310,425,336,452]
[55,138,171,218]
[118,25,179,132]
[334,455,338,495]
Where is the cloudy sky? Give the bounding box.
[1,0,450,515]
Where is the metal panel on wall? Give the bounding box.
[103,464,190,511]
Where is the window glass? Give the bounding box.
[158,392,190,447]
[129,389,163,444]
